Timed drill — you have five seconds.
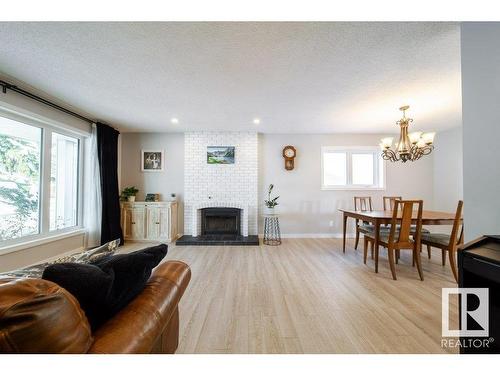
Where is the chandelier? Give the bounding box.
[380,105,435,163]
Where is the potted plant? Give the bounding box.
[121,186,139,202]
[264,184,279,215]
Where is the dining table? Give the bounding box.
[338,209,460,273]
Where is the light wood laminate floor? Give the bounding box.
[121,238,459,354]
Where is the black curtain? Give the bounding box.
[96,123,124,246]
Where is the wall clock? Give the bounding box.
[282,145,296,170]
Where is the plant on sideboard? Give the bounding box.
[264,184,279,214]
[120,186,139,202]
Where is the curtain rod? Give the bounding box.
[0,79,94,124]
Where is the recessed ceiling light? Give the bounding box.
[253,118,261,125]
[171,118,179,124]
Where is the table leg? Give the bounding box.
[374,219,380,273]
[342,212,348,253]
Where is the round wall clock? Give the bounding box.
[282,145,296,170]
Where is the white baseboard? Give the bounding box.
[258,233,355,239]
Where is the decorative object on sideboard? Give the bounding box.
[380,106,435,163]
[169,193,177,201]
[145,193,160,202]
[282,145,296,170]
[141,149,164,171]
[207,146,235,164]
[120,186,139,202]
[264,184,280,215]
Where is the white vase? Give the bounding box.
[265,207,275,215]
[128,196,136,203]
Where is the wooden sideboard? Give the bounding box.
[120,201,178,243]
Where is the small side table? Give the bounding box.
[263,214,281,246]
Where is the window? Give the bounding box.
[0,111,83,247]
[50,133,79,230]
[321,147,385,190]
[323,151,347,186]
[0,118,42,240]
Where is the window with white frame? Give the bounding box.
[321,147,385,190]
[0,112,83,245]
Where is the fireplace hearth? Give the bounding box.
[176,206,259,246]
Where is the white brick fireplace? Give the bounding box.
[184,131,258,237]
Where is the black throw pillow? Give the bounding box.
[42,244,168,330]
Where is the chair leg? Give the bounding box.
[441,249,446,266]
[354,229,360,250]
[395,249,399,264]
[387,247,397,280]
[427,244,432,259]
[449,249,458,283]
[363,237,368,264]
[414,245,424,281]
[370,240,374,259]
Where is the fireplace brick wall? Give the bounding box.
[184,131,258,236]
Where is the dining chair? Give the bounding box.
[381,195,428,261]
[421,200,463,283]
[354,196,373,250]
[383,196,402,211]
[363,200,424,281]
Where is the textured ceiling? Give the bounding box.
[0,22,461,133]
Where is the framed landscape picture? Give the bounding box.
[207,146,235,164]
[142,150,164,171]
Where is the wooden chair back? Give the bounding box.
[354,196,372,211]
[383,196,402,211]
[388,200,423,247]
[449,200,464,248]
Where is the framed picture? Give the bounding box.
[207,146,235,164]
[141,150,164,172]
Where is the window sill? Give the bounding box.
[0,228,86,256]
[321,186,386,191]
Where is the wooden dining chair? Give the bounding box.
[364,200,424,281]
[381,195,427,261]
[383,196,402,211]
[421,200,463,283]
[354,196,373,250]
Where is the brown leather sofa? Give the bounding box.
[0,260,191,354]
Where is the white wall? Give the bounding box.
[461,22,500,240]
[183,131,258,236]
[119,130,468,238]
[259,134,435,236]
[120,133,185,234]
[0,233,85,272]
[432,127,463,212]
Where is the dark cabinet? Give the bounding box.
[459,236,500,353]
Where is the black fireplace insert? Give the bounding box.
[201,207,241,236]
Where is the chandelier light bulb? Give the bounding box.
[409,131,422,144]
[381,137,393,149]
[422,132,436,144]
